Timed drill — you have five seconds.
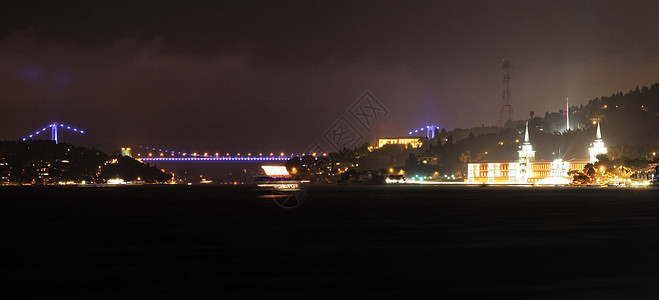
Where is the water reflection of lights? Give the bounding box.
[258,181,309,209]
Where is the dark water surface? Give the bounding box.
[3,185,659,298]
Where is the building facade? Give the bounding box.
[377,137,424,149]
[468,121,599,184]
[468,160,588,184]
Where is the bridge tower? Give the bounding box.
[51,122,59,144]
[22,122,85,144]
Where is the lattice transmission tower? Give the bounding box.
[497,58,513,127]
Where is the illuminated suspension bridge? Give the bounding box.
[21,122,442,162]
[20,122,322,162]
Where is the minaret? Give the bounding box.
[565,98,569,132]
[524,121,530,143]
[588,122,607,163]
[518,121,536,183]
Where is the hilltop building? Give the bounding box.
[375,137,424,149]
[120,147,132,157]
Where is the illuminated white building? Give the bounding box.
[376,137,424,149]
[550,159,570,178]
[588,122,607,163]
[467,121,589,184]
[121,147,132,157]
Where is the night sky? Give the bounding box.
[1,0,658,154]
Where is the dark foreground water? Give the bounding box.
[2,185,659,299]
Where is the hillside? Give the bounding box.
[354,83,659,178]
[0,140,170,184]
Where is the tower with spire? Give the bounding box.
[517,121,536,183]
[588,122,607,163]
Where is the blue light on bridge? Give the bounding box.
[136,145,301,162]
[407,124,441,139]
[138,156,291,162]
[22,122,85,144]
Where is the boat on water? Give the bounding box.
[255,165,309,209]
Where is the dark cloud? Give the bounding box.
[1,0,658,153]
[6,1,656,63]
